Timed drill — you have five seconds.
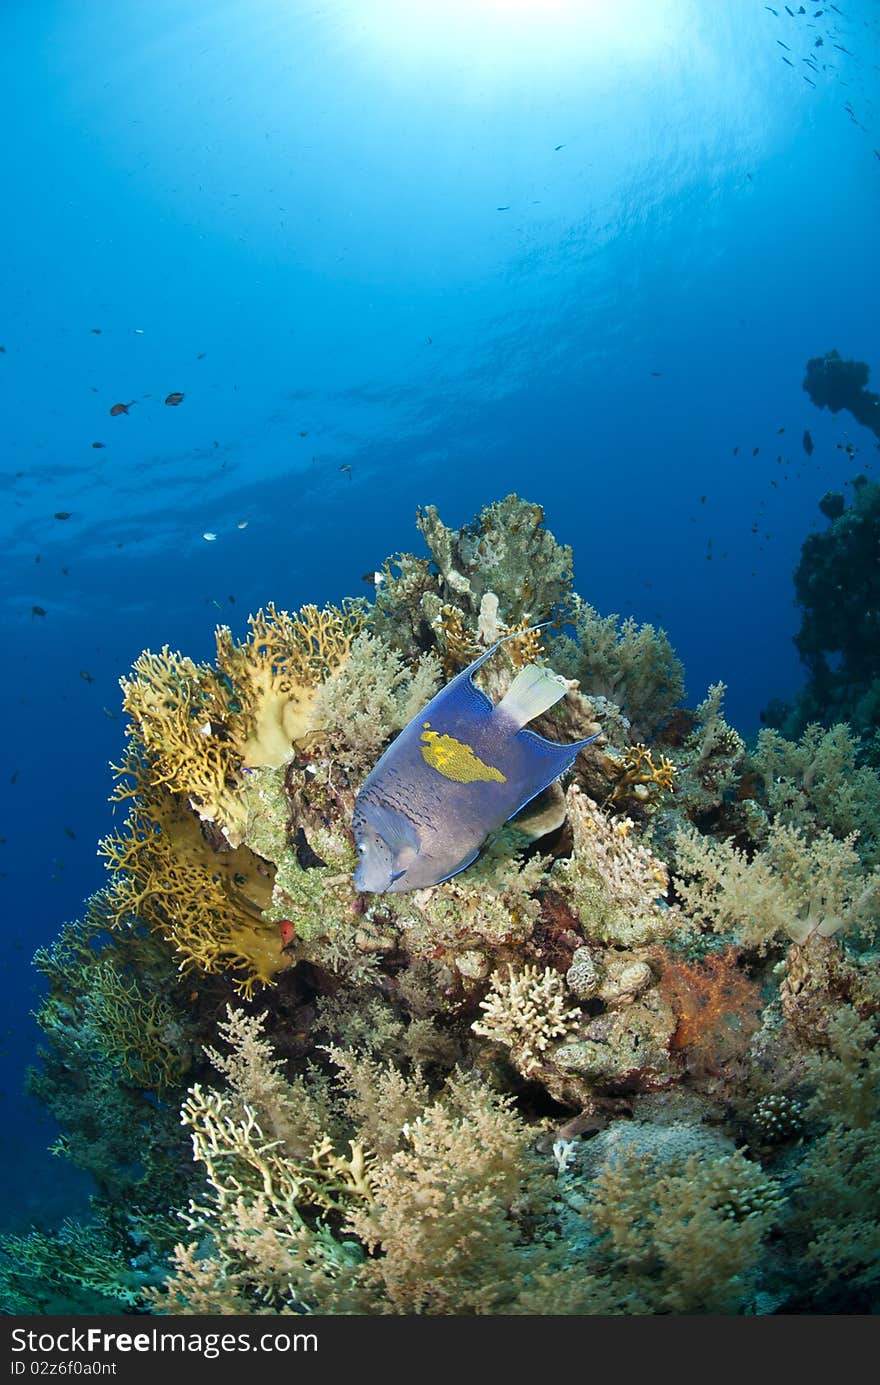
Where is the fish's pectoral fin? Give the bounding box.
[366,802,421,854]
[434,844,482,886]
[497,663,570,729]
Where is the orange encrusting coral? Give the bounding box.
[119,648,244,840]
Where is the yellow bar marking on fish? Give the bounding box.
[419,727,506,784]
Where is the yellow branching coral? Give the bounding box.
[102,599,365,992]
[501,618,546,670]
[182,1085,375,1217]
[100,775,284,997]
[120,601,363,845]
[434,596,546,680]
[604,743,677,810]
[215,600,364,769]
[434,604,480,677]
[120,648,244,839]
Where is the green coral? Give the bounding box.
[239,764,358,946]
[416,494,574,626]
[549,594,684,739]
[0,1217,149,1315]
[310,633,442,769]
[749,722,880,866]
[674,820,880,949]
[28,900,195,1208]
[584,1144,783,1313]
[672,682,745,819]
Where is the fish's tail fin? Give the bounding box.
[497,663,569,729]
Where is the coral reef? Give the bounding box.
[121,600,363,846]
[803,348,880,442]
[769,477,880,738]
[21,494,880,1315]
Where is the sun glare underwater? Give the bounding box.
[0,0,879,1317]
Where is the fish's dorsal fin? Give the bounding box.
[437,623,559,720]
[496,663,569,730]
[366,802,420,854]
[464,621,551,670]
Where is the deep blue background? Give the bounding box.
[1,0,878,1231]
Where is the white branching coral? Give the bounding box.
[674,821,880,949]
[472,964,580,1076]
[553,786,678,946]
[150,1083,373,1314]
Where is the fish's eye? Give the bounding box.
[357,843,366,854]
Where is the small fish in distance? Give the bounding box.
[54,511,72,521]
[353,631,598,893]
[109,401,135,416]
[165,391,184,406]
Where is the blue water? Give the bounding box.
[0,0,878,1232]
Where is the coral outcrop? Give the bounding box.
[14,494,880,1316]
